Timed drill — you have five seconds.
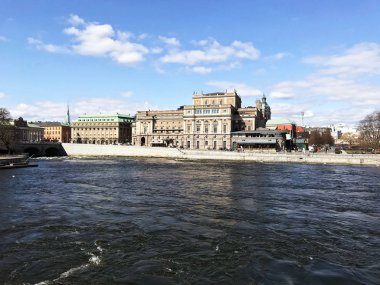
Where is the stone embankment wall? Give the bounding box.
[61,143,380,166]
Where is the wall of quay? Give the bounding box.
[61,143,380,166]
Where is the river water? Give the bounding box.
[0,158,379,284]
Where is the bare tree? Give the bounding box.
[358,111,380,152]
[0,108,15,153]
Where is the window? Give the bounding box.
[223,141,227,149]
[205,125,208,133]
[195,109,202,114]
[203,109,211,114]
[196,141,199,149]
[213,124,218,133]
[187,125,191,133]
[212,109,219,114]
[223,125,227,133]
[205,141,208,146]
[196,124,201,132]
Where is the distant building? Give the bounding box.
[133,91,270,149]
[71,113,134,144]
[12,117,44,143]
[35,122,71,143]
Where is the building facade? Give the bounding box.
[13,117,44,142]
[133,91,271,149]
[71,113,134,144]
[36,122,71,143]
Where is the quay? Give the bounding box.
[62,143,380,166]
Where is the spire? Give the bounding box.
[67,104,71,125]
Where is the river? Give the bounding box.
[0,158,379,284]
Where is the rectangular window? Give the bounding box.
[187,141,190,148]
[196,125,200,132]
[213,125,218,133]
[195,109,202,114]
[213,141,217,149]
[187,125,191,133]
[212,109,219,114]
[205,126,208,133]
[196,141,199,149]
[223,125,227,133]
[205,141,208,146]
[223,141,227,149]
[203,109,211,114]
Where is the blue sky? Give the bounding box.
[1,0,379,126]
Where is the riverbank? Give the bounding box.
[61,143,380,166]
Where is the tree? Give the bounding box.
[0,107,15,153]
[358,111,380,152]
[308,130,323,145]
[321,129,335,146]
[340,132,358,148]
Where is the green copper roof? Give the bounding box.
[266,118,295,125]
[74,113,135,123]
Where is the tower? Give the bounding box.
[67,104,71,125]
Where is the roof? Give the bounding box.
[27,123,44,129]
[74,113,135,123]
[34,122,70,127]
[266,118,295,126]
[232,130,287,135]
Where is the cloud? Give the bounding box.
[120,91,134,97]
[269,91,294,99]
[28,37,70,53]
[9,98,158,121]
[0,36,8,42]
[159,36,180,46]
[160,39,260,71]
[270,75,380,106]
[190,66,212,74]
[28,14,150,65]
[206,81,263,98]
[0,92,8,98]
[304,42,380,77]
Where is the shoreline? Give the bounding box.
[61,143,380,166]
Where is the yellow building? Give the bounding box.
[133,91,270,149]
[37,122,71,143]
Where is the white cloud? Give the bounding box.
[206,81,263,98]
[270,75,380,106]
[269,91,294,99]
[160,39,260,69]
[0,92,8,98]
[120,91,134,98]
[159,36,180,46]
[28,14,149,65]
[0,36,8,42]
[68,14,86,26]
[304,42,380,77]
[27,37,70,53]
[9,98,158,121]
[190,66,212,74]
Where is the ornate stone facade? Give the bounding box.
[133,91,271,149]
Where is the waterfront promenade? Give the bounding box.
[62,143,380,166]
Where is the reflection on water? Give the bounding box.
[0,158,379,284]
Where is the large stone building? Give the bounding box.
[35,122,71,143]
[71,113,134,144]
[13,117,44,142]
[133,91,271,149]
